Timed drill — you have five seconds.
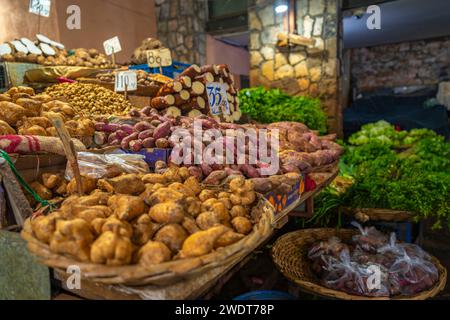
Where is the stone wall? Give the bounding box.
[154,0,207,65]
[249,0,341,133]
[351,36,450,92]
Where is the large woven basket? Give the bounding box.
[272,228,447,300]
[21,197,275,286]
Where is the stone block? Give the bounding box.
[262,60,275,81]
[297,78,310,91]
[258,5,275,27]
[250,32,262,50]
[275,64,294,79]
[288,51,307,65]
[313,17,323,36]
[295,61,309,77]
[309,0,325,16]
[261,46,275,60]
[250,51,264,67]
[302,15,314,37]
[275,53,288,69]
[309,66,322,82]
[249,10,262,31]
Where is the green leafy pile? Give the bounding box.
[313,122,450,229]
[238,87,327,134]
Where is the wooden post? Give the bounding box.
[124,82,128,100]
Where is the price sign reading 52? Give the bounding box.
[206,82,230,115]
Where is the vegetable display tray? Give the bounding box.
[271,228,447,300]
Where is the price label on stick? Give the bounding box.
[29,0,51,17]
[103,36,122,56]
[146,48,172,68]
[206,82,230,116]
[115,71,137,92]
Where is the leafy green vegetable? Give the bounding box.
[238,87,327,134]
[312,122,450,229]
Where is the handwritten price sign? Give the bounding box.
[115,71,137,92]
[146,48,172,68]
[29,0,51,17]
[103,36,122,56]
[206,82,230,115]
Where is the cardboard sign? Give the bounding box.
[146,48,172,68]
[0,43,12,55]
[206,82,231,115]
[115,71,137,92]
[29,0,51,17]
[103,36,122,56]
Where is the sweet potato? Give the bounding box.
[149,202,185,224]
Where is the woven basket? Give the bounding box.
[272,228,447,300]
[344,207,415,223]
[21,197,275,286]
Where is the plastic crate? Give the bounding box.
[129,61,191,78]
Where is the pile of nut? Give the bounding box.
[45,83,133,116]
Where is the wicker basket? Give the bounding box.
[344,207,415,223]
[21,197,275,286]
[272,228,447,300]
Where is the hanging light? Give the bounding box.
[275,4,288,14]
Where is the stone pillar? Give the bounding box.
[249,0,342,134]
[155,0,207,65]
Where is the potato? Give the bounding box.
[18,125,47,136]
[149,202,184,224]
[142,173,167,184]
[231,216,253,235]
[49,219,94,262]
[108,195,147,221]
[230,205,248,218]
[198,189,216,202]
[185,197,202,217]
[137,241,171,266]
[168,182,194,197]
[0,120,16,135]
[215,231,245,248]
[15,98,42,117]
[196,211,220,230]
[182,216,200,234]
[183,176,201,196]
[154,224,188,252]
[92,216,133,238]
[179,225,228,258]
[131,214,155,246]
[41,173,63,189]
[0,101,26,126]
[67,176,97,195]
[98,174,145,195]
[90,231,133,266]
[146,188,185,206]
[30,181,52,200]
[31,211,62,244]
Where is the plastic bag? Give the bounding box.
[65,152,150,180]
[351,222,388,252]
[308,237,350,275]
[378,233,430,261]
[389,251,439,295]
[322,250,390,297]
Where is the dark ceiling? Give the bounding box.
[344,0,450,48]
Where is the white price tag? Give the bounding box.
[146,48,172,68]
[103,36,122,56]
[29,0,51,17]
[206,82,230,116]
[115,71,137,92]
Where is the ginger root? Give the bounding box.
[91,216,132,237]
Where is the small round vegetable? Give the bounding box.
[231,216,252,234]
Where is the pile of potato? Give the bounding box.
[29,165,258,266]
[45,83,133,116]
[0,86,94,138]
[27,173,68,207]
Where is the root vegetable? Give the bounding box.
[165,106,181,118]
[154,137,169,148]
[179,64,202,78]
[42,173,63,189]
[179,225,228,258]
[154,224,188,252]
[107,194,147,221]
[67,176,97,195]
[230,205,248,218]
[137,241,171,266]
[131,214,155,245]
[198,189,216,202]
[138,129,154,140]
[90,231,133,266]
[142,137,156,148]
[134,121,153,132]
[129,140,143,152]
[153,121,172,140]
[215,230,244,248]
[185,197,202,217]
[151,95,175,110]
[149,202,185,224]
[231,216,252,234]
[191,81,205,95]
[158,81,183,95]
[182,216,200,234]
[188,109,203,117]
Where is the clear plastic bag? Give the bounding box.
[66,152,150,180]
[388,250,439,296]
[351,222,388,252]
[308,236,350,275]
[322,250,390,297]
